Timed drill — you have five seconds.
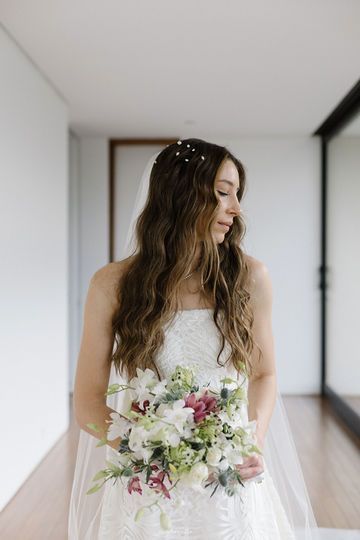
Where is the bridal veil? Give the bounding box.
[68,148,321,539]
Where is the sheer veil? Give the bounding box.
[68,149,322,539]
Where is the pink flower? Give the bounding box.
[131,399,150,415]
[185,392,217,423]
[127,476,142,495]
[148,470,172,499]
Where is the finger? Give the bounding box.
[237,456,260,469]
[236,466,264,480]
[241,455,258,466]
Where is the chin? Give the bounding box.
[212,231,226,244]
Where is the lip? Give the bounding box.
[218,222,231,230]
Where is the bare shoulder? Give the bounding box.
[243,253,272,304]
[90,256,134,307]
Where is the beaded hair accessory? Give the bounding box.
[154,140,205,164]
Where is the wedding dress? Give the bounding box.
[69,306,358,539]
[96,307,300,539]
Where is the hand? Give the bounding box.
[206,451,265,484]
[235,453,264,481]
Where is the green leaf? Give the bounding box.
[92,470,108,481]
[96,437,108,447]
[121,467,133,477]
[146,464,152,483]
[86,483,103,495]
[105,460,123,473]
[218,471,228,487]
[86,423,100,432]
[220,377,236,385]
[105,384,121,395]
[210,482,219,498]
[247,444,263,455]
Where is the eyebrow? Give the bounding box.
[217,179,240,191]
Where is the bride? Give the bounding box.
[68,138,322,538]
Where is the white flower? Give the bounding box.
[134,446,153,463]
[181,462,209,491]
[114,452,131,467]
[223,445,244,465]
[167,431,181,447]
[152,379,168,395]
[147,425,167,443]
[217,458,229,471]
[130,368,157,402]
[147,425,180,447]
[206,447,222,467]
[128,425,148,452]
[156,400,194,433]
[182,425,193,439]
[106,412,132,440]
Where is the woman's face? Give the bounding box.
[211,159,241,243]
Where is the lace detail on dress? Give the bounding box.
[98,309,296,539]
[156,308,246,390]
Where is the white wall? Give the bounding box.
[65,137,109,392]
[0,27,68,510]
[74,137,321,395]
[69,132,81,391]
[227,137,321,394]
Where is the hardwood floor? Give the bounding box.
[283,396,360,530]
[0,394,359,539]
[343,396,360,417]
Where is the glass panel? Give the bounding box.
[326,108,360,415]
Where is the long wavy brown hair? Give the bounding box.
[111,138,260,381]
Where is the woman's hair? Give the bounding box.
[111,138,260,380]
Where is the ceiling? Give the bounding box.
[1,0,359,137]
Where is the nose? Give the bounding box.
[228,195,241,217]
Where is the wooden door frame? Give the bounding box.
[108,138,178,262]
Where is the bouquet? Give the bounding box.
[86,365,262,531]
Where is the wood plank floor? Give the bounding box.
[0,394,359,539]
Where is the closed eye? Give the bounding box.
[217,191,228,197]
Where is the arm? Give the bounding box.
[246,258,278,450]
[234,257,277,480]
[73,262,126,451]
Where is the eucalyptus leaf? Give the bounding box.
[86,483,103,495]
[121,467,133,477]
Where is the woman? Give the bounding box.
[69,138,320,538]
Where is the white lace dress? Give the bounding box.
[98,308,296,539]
